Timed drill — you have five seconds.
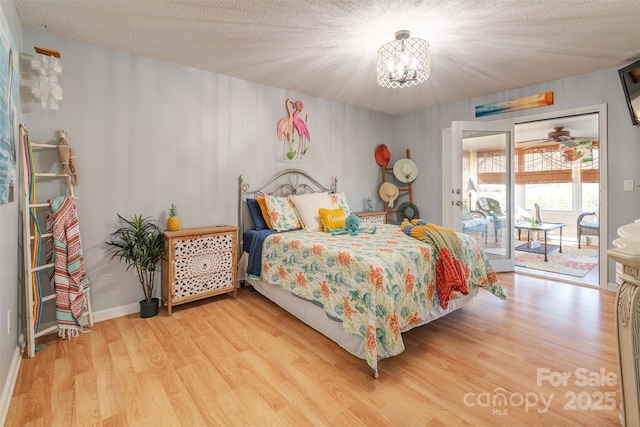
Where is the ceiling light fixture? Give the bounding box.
[376,30,430,89]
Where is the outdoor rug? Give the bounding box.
[515,242,559,255]
[515,246,599,278]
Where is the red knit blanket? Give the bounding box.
[402,219,469,309]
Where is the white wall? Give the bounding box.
[395,67,640,283]
[21,31,395,314]
[0,0,21,421]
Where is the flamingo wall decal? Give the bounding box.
[276,98,311,161]
[276,98,294,143]
[292,100,310,160]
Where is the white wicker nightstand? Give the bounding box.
[353,211,387,224]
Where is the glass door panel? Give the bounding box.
[450,121,514,272]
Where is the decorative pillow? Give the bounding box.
[319,207,347,232]
[265,194,303,232]
[246,199,269,230]
[256,196,273,229]
[329,192,351,217]
[290,192,332,231]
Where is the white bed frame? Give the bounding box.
[237,169,479,373]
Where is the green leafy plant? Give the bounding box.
[105,214,166,303]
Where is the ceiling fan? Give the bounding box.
[516,126,595,148]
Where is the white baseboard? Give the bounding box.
[0,343,24,426]
[91,302,140,323]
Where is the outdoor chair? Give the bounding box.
[477,197,507,242]
[462,205,490,243]
[577,211,599,248]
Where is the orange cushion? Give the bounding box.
[256,196,273,229]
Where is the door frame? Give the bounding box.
[504,104,608,290]
[443,104,608,289]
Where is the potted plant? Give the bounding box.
[106,214,166,318]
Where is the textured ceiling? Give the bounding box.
[14,0,640,115]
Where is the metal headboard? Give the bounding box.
[237,169,338,253]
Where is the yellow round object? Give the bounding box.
[167,216,180,231]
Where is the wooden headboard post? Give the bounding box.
[238,169,337,254]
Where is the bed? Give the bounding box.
[237,169,506,378]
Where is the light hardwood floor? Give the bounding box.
[6,274,620,426]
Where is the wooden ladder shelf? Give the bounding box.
[20,124,93,357]
[381,148,414,223]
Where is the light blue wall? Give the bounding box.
[0,0,21,421]
[21,30,395,313]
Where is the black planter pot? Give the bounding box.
[139,297,159,318]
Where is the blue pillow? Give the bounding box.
[247,198,269,230]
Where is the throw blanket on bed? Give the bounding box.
[246,229,277,277]
[46,196,89,338]
[401,219,469,309]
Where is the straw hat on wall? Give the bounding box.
[379,182,399,208]
[393,158,418,183]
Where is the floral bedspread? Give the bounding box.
[259,224,506,376]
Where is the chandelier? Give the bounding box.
[376,30,430,89]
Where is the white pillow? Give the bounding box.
[329,192,351,217]
[290,192,332,231]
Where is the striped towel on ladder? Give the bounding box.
[46,195,90,338]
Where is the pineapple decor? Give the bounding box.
[167,204,180,231]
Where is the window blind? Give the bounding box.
[470,141,599,185]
